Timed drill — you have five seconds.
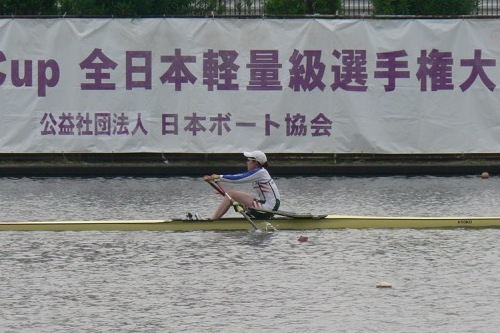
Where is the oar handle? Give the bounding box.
[208,180,225,196]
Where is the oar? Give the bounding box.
[207,181,260,231]
[210,181,325,219]
[247,207,324,219]
[212,183,319,219]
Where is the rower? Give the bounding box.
[203,151,281,220]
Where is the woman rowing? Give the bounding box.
[203,151,281,220]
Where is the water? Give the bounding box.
[1,176,499,221]
[1,176,500,332]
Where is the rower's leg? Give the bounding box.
[227,190,255,207]
[211,196,231,220]
[211,190,255,220]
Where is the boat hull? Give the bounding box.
[1,215,500,231]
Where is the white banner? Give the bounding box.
[1,18,500,153]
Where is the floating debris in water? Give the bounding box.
[298,235,308,242]
[376,281,393,288]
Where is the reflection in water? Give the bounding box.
[221,230,277,248]
[2,228,500,333]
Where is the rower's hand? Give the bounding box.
[203,174,220,182]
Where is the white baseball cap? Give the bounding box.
[243,150,267,164]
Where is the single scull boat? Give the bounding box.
[1,215,500,231]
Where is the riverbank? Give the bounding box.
[0,153,498,177]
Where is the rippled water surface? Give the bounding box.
[1,176,500,332]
